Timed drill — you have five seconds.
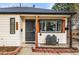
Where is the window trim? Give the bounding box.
[10,18,15,34]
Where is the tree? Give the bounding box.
[52,3,75,11]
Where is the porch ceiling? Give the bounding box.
[21,15,70,20]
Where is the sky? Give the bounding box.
[0,3,54,9]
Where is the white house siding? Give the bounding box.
[0,15,21,46]
[38,18,68,46]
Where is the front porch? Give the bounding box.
[21,14,71,48]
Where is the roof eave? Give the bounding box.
[0,12,77,15]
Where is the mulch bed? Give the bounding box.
[0,46,22,55]
[0,47,17,52]
[32,47,79,53]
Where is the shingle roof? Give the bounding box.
[0,7,77,15]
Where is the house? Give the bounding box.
[0,7,76,49]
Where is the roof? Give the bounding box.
[0,7,77,15]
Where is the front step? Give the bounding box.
[22,43,35,48]
[25,41,35,44]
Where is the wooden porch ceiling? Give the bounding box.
[20,15,70,20]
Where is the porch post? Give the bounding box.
[35,16,39,48]
[69,16,72,48]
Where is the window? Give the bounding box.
[10,18,15,34]
[40,20,62,32]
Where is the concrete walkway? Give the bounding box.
[18,44,58,55]
[18,47,58,55]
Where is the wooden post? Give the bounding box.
[69,16,72,48]
[62,20,65,33]
[35,16,39,48]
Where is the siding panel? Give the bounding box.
[0,15,21,46]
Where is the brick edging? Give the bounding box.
[32,47,79,53]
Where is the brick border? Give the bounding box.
[32,47,79,53]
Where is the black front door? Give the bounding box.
[25,20,35,42]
